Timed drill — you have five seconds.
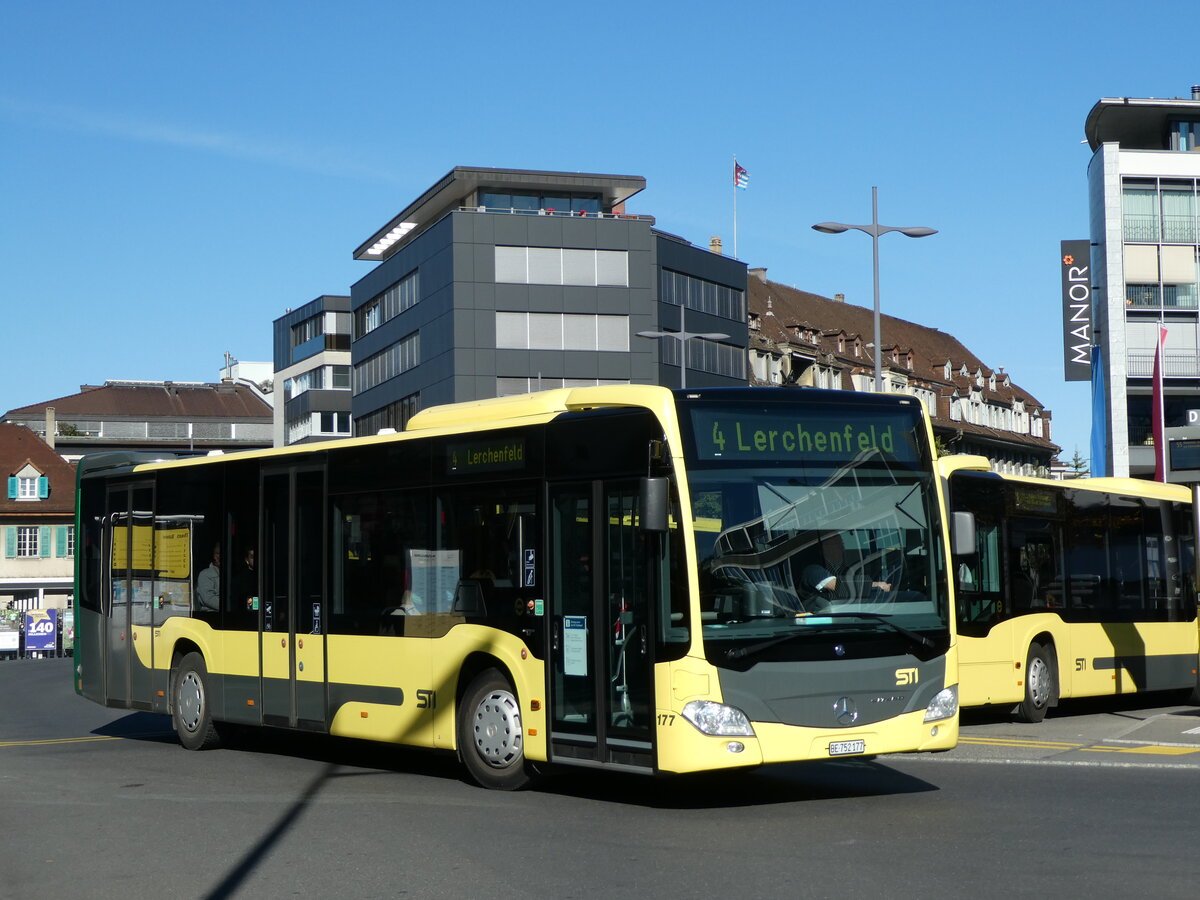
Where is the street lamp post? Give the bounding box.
[636,326,730,390]
[813,186,937,392]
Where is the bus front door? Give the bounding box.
[260,467,327,730]
[548,482,654,772]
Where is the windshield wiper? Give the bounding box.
[725,612,934,660]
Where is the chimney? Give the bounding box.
[710,236,723,255]
[45,407,56,449]
[748,267,768,283]
[1193,85,1200,100]
[834,293,845,303]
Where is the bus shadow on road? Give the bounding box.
[961,690,1200,727]
[532,758,939,809]
[91,712,176,743]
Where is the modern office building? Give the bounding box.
[347,166,748,434]
[1086,88,1200,477]
[272,295,352,445]
[747,270,1058,474]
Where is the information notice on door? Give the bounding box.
[563,615,588,677]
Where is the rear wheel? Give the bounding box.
[458,670,529,790]
[173,652,222,750]
[1015,643,1054,723]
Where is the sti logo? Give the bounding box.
[894,667,919,686]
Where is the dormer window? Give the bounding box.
[943,361,951,380]
[8,466,47,501]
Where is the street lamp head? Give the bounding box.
[812,222,850,234]
[899,226,938,238]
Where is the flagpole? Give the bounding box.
[733,154,738,259]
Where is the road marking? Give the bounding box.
[1182,726,1200,735]
[0,736,125,748]
[959,736,1082,750]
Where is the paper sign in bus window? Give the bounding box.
[564,615,588,676]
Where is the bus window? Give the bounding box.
[1007,521,1060,613]
[1110,499,1147,618]
[958,520,1002,625]
[330,489,429,636]
[436,484,542,650]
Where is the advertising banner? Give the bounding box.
[24,609,58,653]
[1061,240,1093,382]
[61,608,75,653]
[0,610,18,654]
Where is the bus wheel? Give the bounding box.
[173,652,222,751]
[1016,644,1054,724]
[458,670,529,790]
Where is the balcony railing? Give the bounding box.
[1126,284,1200,309]
[458,205,653,221]
[1126,351,1200,377]
[1124,214,1161,242]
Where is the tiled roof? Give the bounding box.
[4,381,271,421]
[747,274,1058,455]
[0,424,77,516]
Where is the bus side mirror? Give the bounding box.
[952,511,976,556]
[640,477,669,533]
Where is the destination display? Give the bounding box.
[447,436,526,474]
[687,406,922,465]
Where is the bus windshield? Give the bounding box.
[680,398,949,664]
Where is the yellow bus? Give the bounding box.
[75,386,961,788]
[944,456,1200,721]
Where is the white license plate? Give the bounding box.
[828,739,866,756]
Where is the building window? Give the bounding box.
[496,313,629,351]
[356,269,419,338]
[319,412,351,435]
[16,527,38,557]
[660,337,746,380]
[479,190,600,215]
[495,247,628,287]
[355,393,421,436]
[354,332,420,393]
[8,475,47,501]
[659,269,746,322]
[291,313,323,347]
[496,377,629,396]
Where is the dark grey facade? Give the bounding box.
[348,167,748,434]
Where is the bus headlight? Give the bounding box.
[923,685,958,722]
[682,700,755,737]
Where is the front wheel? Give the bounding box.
[1015,643,1055,723]
[458,670,530,790]
[173,652,222,750]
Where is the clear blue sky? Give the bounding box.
[1,0,1193,459]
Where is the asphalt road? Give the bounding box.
[3,658,1199,899]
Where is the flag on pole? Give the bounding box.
[734,162,749,190]
[1153,324,1168,482]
